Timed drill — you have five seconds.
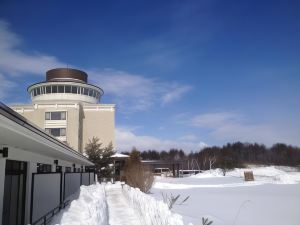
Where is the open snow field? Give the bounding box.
[151,166,300,225]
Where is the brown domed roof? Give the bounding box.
[46,68,88,83]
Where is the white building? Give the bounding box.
[0,102,95,225]
[11,68,115,153]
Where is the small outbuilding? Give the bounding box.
[111,153,130,181]
[141,160,184,177]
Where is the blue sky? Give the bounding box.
[0,0,299,151]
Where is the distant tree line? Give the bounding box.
[122,142,300,169]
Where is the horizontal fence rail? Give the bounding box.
[32,200,70,225]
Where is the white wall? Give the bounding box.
[0,145,90,225]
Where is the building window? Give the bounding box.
[45,111,66,120]
[83,88,89,95]
[88,89,93,96]
[46,86,51,94]
[52,85,58,93]
[65,85,71,93]
[71,86,77,94]
[37,163,52,173]
[58,85,64,93]
[56,166,62,172]
[45,128,66,137]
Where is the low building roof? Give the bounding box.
[111,153,130,158]
[0,102,93,166]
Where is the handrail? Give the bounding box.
[32,200,70,225]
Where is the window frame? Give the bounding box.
[45,127,67,137]
[37,163,52,173]
[45,111,67,120]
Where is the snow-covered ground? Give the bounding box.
[50,166,300,225]
[151,166,300,225]
[105,183,141,225]
[122,184,184,225]
[51,182,183,225]
[50,184,109,225]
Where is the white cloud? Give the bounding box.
[161,84,192,105]
[116,127,207,152]
[190,112,242,128]
[179,134,199,142]
[89,69,192,112]
[0,20,65,76]
[0,74,16,99]
[188,111,300,146]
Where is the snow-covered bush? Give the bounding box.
[123,184,185,225]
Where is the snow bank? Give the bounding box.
[192,166,300,184]
[122,184,185,225]
[50,183,108,225]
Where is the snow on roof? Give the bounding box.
[111,153,130,158]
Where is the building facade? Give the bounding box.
[0,102,95,225]
[11,68,115,153]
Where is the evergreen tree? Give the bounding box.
[85,137,115,177]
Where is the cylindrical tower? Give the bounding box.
[27,68,103,104]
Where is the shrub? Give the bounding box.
[124,149,154,193]
[202,217,213,225]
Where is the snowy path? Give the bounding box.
[105,184,142,225]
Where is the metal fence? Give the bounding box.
[30,171,95,225]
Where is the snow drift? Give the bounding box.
[50,183,108,225]
[122,184,185,225]
[192,166,300,184]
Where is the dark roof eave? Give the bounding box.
[0,101,93,165]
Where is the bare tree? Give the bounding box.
[208,155,216,171]
[202,157,207,170]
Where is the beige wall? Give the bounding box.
[11,103,115,153]
[17,108,46,129]
[65,107,81,152]
[82,107,115,150]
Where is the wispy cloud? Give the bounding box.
[116,127,207,152]
[184,111,300,146]
[161,84,192,105]
[179,134,199,142]
[0,74,16,100]
[89,69,192,112]
[0,20,65,76]
[190,112,243,128]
